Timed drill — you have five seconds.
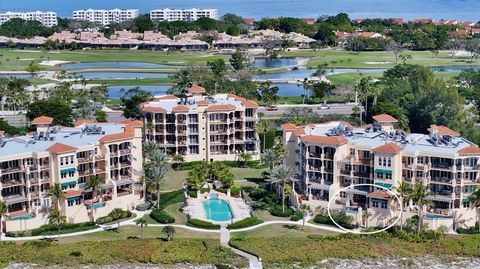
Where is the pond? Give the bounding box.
[108,85,171,99]
[0,74,31,79]
[431,65,480,72]
[61,61,183,69]
[69,72,171,79]
[203,197,234,222]
[254,58,299,68]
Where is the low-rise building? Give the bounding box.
[0,11,57,27]
[0,117,144,232]
[141,88,260,162]
[72,9,140,26]
[150,8,218,22]
[283,114,479,231]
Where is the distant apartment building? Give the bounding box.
[72,9,140,26]
[141,87,260,162]
[0,11,57,27]
[150,8,218,22]
[0,117,144,232]
[283,114,480,231]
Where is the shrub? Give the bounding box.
[248,188,268,201]
[23,240,54,248]
[290,211,304,221]
[95,216,113,225]
[200,187,210,194]
[269,205,294,217]
[188,190,198,198]
[230,185,241,196]
[70,251,82,257]
[216,188,227,194]
[31,222,98,236]
[186,219,220,230]
[227,217,263,230]
[135,202,152,211]
[150,209,175,224]
[313,213,354,229]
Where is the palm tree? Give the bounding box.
[110,209,123,231]
[362,210,372,229]
[171,154,185,169]
[355,76,373,121]
[239,152,252,167]
[469,186,480,232]
[396,180,412,230]
[268,165,293,213]
[263,148,277,172]
[85,175,102,221]
[148,167,168,209]
[410,182,432,233]
[256,116,269,154]
[48,183,62,210]
[162,225,175,241]
[0,201,6,247]
[48,209,66,238]
[135,217,148,239]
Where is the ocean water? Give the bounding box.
[0,0,479,21]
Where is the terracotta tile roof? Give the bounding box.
[122,120,144,128]
[358,124,372,129]
[64,189,83,198]
[368,191,393,199]
[196,100,209,106]
[302,135,348,145]
[47,143,78,154]
[227,93,259,108]
[31,116,54,125]
[158,95,179,100]
[188,85,206,94]
[206,104,236,112]
[458,145,480,155]
[427,125,460,137]
[143,106,167,113]
[373,143,403,154]
[172,105,190,112]
[74,119,94,127]
[372,114,398,123]
[0,130,4,136]
[99,128,135,143]
[281,123,297,130]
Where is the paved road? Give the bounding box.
[258,103,359,117]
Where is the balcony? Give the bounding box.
[1,166,23,174]
[430,177,453,184]
[431,163,453,170]
[119,149,131,155]
[78,157,93,163]
[78,169,93,176]
[1,180,24,187]
[353,171,370,178]
[120,162,131,168]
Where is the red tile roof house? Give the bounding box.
[302,18,316,25]
[280,113,480,231]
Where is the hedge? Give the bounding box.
[29,222,98,236]
[188,190,198,198]
[269,205,294,217]
[186,219,220,230]
[150,209,175,224]
[313,214,354,229]
[227,217,263,230]
[175,160,266,170]
[290,211,304,221]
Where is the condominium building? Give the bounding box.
[72,9,140,26]
[283,114,480,231]
[150,8,218,22]
[0,117,144,232]
[0,11,57,27]
[141,87,260,162]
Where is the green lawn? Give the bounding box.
[164,202,188,224]
[232,223,337,239]
[282,49,479,69]
[0,49,227,71]
[26,78,56,85]
[57,225,218,244]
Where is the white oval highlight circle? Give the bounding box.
[327,183,403,235]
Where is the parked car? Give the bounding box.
[267,106,278,111]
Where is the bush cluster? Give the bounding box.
[227,217,263,230]
[230,185,241,196]
[269,205,294,217]
[135,202,152,211]
[176,160,264,170]
[186,219,220,230]
[96,209,133,225]
[290,211,304,221]
[313,213,354,229]
[188,190,198,198]
[150,209,175,224]
[29,222,98,236]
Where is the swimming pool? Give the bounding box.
[424,213,451,219]
[203,198,234,222]
[8,214,34,221]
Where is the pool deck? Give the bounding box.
[183,191,252,224]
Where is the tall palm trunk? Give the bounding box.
[141,225,144,239]
[0,216,2,247]
[417,207,422,234]
[157,183,161,209]
[282,184,285,213]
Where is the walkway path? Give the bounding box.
[1,212,344,241]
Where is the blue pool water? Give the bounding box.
[203,198,234,222]
[0,74,31,79]
[108,85,171,98]
[69,72,171,79]
[424,214,451,219]
[61,61,181,69]
[8,214,34,221]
